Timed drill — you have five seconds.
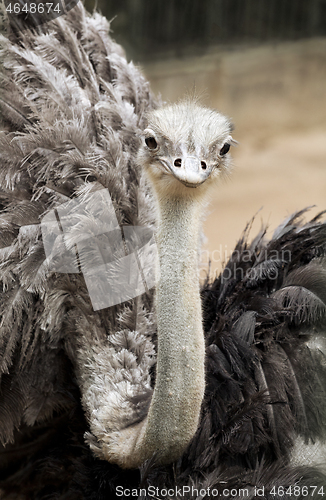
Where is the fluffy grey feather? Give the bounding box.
[0,2,326,498]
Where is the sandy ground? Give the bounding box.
[201,126,326,278]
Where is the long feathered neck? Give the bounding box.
[138,195,206,463]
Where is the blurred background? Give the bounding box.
[85,0,326,277]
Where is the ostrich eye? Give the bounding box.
[220,143,230,156]
[145,137,158,150]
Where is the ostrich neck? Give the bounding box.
[113,194,207,467]
[143,195,206,462]
[77,193,206,469]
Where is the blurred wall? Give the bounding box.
[86,0,326,62]
[143,38,326,140]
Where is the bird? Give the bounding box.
[0,2,326,498]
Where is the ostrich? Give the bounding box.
[0,2,326,498]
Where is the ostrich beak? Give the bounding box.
[169,156,213,188]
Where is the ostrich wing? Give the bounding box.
[0,3,158,495]
[199,211,326,471]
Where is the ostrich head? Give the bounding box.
[138,100,234,198]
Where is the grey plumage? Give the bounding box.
[0,3,326,499]
[0,0,156,450]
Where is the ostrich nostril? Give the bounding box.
[201,161,207,170]
[174,159,182,168]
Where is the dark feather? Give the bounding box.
[0,2,325,497]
